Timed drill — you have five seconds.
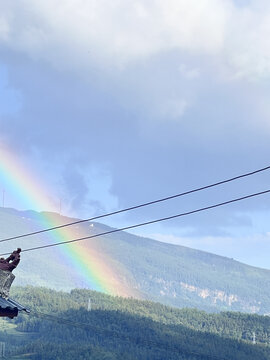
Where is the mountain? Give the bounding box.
[2,286,270,359]
[1,207,270,313]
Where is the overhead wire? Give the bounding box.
[5,168,270,358]
[0,164,270,244]
[1,188,269,256]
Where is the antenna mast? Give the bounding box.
[252,332,256,345]
[87,298,91,311]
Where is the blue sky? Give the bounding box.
[1,0,270,269]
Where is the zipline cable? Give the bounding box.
[1,188,269,256]
[0,164,270,244]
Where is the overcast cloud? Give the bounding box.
[1,0,270,78]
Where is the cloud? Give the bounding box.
[0,0,228,68]
[159,98,189,121]
[0,65,22,116]
[1,0,270,80]
[1,0,270,243]
[0,15,9,41]
[2,51,269,226]
[178,64,200,79]
[149,232,270,269]
[224,2,270,80]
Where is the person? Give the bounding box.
[0,247,28,317]
[0,248,21,272]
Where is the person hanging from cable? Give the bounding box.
[0,248,21,272]
[0,247,28,318]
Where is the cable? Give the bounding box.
[28,309,236,360]
[1,188,269,257]
[1,164,270,244]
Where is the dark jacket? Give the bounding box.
[0,251,20,272]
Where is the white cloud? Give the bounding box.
[224,3,270,80]
[179,64,200,79]
[150,232,270,269]
[160,98,189,120]
[0,0,229,68]
[0,16,9,41]
[1,0,270,79]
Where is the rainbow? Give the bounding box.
[0,143,137,297]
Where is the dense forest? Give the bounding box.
[1,286,270,359]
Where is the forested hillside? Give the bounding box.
[1,287,270,359]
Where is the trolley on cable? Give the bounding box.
[0,248,29,318]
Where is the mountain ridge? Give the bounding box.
[0,207,270,313]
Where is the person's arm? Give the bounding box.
[6,256,20,271]
[5,249,21,263]
[5,254,15,262]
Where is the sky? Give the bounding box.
[1,0,270,269]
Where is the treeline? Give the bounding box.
[2,286,270,359]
